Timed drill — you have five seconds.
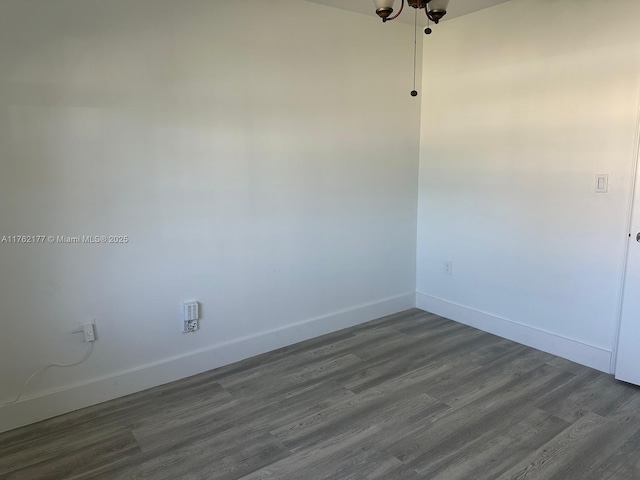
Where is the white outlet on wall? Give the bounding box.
[83,322,96,342]
[183,319,198,333]
[71,319,97,342]
[444,260,453,275]
[182,301,200,333]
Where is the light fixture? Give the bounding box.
[374,0,449,27]
[373,0,450,97]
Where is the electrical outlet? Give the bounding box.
[82,322,96,342]
[182,301,200,333]
[183,319,198,333]
[72,320,97,342]
[444,260,453,275]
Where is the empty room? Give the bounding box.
[1,0,640,478]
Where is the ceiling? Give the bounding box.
[307,0,513,26]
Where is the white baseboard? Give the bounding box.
[416,292,612,374]
[0,292,415,434]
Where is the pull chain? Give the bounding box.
[410,7,418,97]
[425,15,432,35]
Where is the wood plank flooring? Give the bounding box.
[2,308,640,479]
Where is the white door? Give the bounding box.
[616,164,640,385]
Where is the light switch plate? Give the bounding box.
[595,174,608,193]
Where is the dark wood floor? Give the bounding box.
[2,309,640,480]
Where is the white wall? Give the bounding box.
[0,0,420,431]
[416,0,640,372]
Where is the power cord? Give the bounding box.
[1,341,95,407]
